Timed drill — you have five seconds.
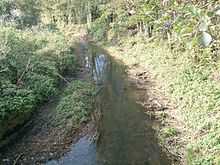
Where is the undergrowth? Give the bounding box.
[55,80,95,127]
[0,26,77,141]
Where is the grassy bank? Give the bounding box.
[105,36,220,165]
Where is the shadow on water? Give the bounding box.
[47,43,171,165]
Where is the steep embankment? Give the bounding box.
[104,36,220,165]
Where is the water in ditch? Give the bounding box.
[46,43,170,165]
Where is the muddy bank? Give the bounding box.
[105,45,187,164]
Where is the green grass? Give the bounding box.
[107,36,220,164]
[161,127,178,138]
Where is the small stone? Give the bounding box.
[2,158,10,162]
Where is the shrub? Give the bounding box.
[55,81,95,126]
[28,56,58,79]
[24,73,57,103]
[0,82,36,121]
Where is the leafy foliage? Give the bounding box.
[15,0,41,27]
[0,82,35,121]
[0,26,77,141]
[56,81,95,126]
[24,73,57,103]
[89,0,220,53]
[0,0,13,16]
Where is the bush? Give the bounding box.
[35,31,76,74]
[28,57,58,79]
[55,81,95,126]
[24,73,57,103]
[0,82,36,121]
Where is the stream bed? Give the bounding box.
[47,44,170,165]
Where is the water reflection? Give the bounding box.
[92,54,109,84]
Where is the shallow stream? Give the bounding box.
[0,43,171,165]
[47,44,170,165]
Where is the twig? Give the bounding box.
[0,68,8,73]
[17,58,31,85]
[94,86,104,96]
[56,73,70,84]
[13,154,23,165]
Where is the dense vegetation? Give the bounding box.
[0,0,220,164]
[0,26,76,142]
[0,0,79,144]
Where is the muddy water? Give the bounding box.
[46,44,170,165]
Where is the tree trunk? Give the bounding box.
[87,1,92,28]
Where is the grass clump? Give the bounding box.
[55,81,95,127]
